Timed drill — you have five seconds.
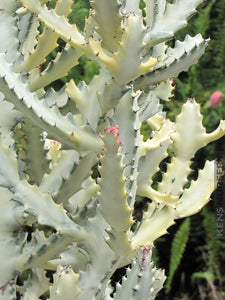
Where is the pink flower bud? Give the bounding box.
[138,245,153,268]
[100,126,122,146]
[210,91,222,107]
[0,281,10,295]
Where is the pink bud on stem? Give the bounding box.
[210,91,225,107]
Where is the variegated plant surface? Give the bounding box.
[0,0,224,299]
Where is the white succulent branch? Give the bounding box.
[0,0,224,299]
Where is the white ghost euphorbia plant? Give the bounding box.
[0,0,224,299]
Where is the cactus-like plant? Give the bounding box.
[0,0,224,299]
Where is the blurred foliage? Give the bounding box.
[165,218,191,294]
[165,0,225,131]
